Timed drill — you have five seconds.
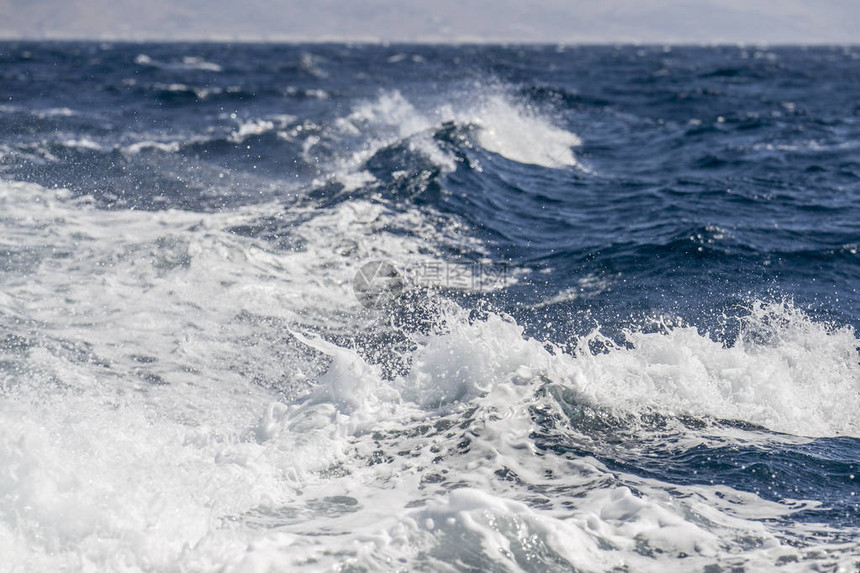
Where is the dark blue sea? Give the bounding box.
[0,42,858,571]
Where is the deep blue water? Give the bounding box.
[0,43,858,571]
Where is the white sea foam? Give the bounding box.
[578,302,860,437]
[123,140,181,154]
[0,105,77,118]
[1,179,858,571]
[400,305,860,438]
[35,107,78,119]
[229,115,294,144]
[470,94,583,168]
[308,88,584,191]
[118,114,295,154]
[135,53,223,72]
[60,137,104,151]
[327,90,459,179]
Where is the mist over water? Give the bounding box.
[0,43,858,571]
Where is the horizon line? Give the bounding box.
[1,35,858,48]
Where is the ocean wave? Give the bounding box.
[3,43,860,572]
[342,89,583,170]
[113,79,272,104]
[135,53,223,72]
[296,88,584,197]
[1,177,858,571]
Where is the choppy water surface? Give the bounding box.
[0,43,858,571]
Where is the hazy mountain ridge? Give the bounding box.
[1,0,858,43]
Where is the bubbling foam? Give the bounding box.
[579,301,860,437]
[312,87,584,191]
[2,178,858,571]
[359,301,860,438]
[471,94,582,168]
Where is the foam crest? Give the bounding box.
[313,88,584,191]
[285,297,860,440]
[2,179,855,440]
[381,301,859,438]
[229,115,294,144]
[329,90,458,180]
[135,53,223,72]
[2,179,857,571]
[246,306,851,570]
[402,311,550,408]
[579,301,860,437]
[288,330,404,433]
[470,95,583,168]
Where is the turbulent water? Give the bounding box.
[0,42,859,572]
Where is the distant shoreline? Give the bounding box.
[1,36,859,48]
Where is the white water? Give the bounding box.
[1,179,859,571]
[310,88,584,192]
[15,87,584,187]
[135,54,223,73]
[471,94,582,168]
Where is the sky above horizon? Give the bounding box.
[1,0,859,44]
